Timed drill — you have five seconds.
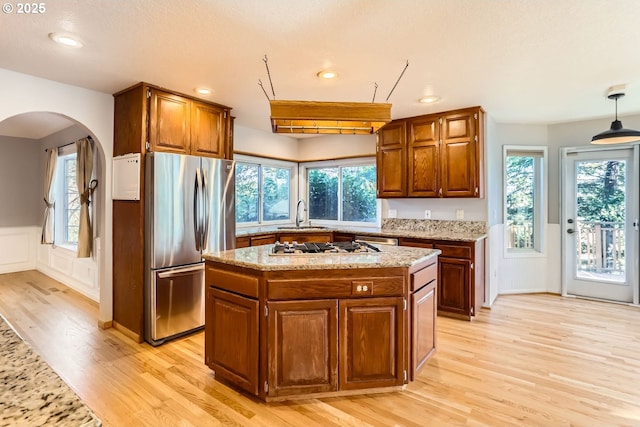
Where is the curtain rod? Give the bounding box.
[45,135,94,152]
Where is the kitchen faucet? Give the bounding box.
[295,199,306,227]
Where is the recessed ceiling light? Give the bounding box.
[317,70,338,79]
[195,88,213,95]
[48,32,83,48]
[419,95,440,104]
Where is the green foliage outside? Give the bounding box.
[576,160,625,223]
[262,166,290,220]
[236,161,377,225]
[308,166,376,223]
[235,163,259,223]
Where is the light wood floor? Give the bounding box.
[1,270,640,427]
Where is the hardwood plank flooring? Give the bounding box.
[1,270,640,426]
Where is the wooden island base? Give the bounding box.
[203,245,439,402]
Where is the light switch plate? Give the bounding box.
[424,209,431,219]
[388,209,397,218]
[456,209,464,220]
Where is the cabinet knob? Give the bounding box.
[357,285,362,292]
[363,285,369,292]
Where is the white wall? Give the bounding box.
[0,136,41,226]
[0,68,114,324]
[234,125,299,159]
[298,134,375,161]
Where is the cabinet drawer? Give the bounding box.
[411,261,437,292]
[399,237,434,248]
[251,234,276,246]
[206,267,259,298]
[434,243,472,259]
[276,233,332,243]
[267,276,404,300]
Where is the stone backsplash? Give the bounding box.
[382,218,488,234]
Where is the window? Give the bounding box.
[54,151,80,247]
[235,155,296,225]
[503,146,547,254]
[303,158,378,225]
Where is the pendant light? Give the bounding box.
[591,90,640,144]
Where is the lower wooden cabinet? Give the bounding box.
[205,258,438,400]
[401,238,485,319]
[410,281,436,379]
[339,297,405,390]
[205,288,259,395]
[437,257,471,316]
[267,300,338,397]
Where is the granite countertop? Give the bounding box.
[203,244,440,271]
[236,219,488,242]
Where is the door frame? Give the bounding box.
[560,145,640,306]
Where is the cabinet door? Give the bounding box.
[438,257,471,316]
[148,89,190,154]
[339,297,405,390]
[191,100,227,158]
[267,300,338,397]
[376,121,407,197]
[411,281,436,379]
[408,116,440,197]
[205,288,259,395]
[440,110,479,197]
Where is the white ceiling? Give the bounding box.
[1,0,640,138]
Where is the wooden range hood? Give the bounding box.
[269,100,391,135]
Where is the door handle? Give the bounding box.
[567,229,575,234]
[157,263,204,279]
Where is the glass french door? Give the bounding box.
[562,147,639,303]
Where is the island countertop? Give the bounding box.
[203,244,440,271]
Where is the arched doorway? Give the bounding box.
[0,110,112,326]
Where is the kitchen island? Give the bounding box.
[203,244,440,401]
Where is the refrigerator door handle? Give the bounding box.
[157,263,205,279]
[194,168,202,251]
[201,171,210,250]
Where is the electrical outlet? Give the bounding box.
[424,209,431,219]
[456,209,464,220]
[388,209,397,218]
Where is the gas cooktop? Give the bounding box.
[271,241,381,255]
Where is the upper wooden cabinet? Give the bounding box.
[147,88,232,158]
[376,121,407,197]
[115,83,233,159]
[377,106,484,198]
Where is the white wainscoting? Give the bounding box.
[492,223,562,296]
[0,226,39,273]
[37,240,99,302]
[0,225,100,302]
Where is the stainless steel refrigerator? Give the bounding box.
[144,152,235,346]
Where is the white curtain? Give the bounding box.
[76,137,94,258]
[41,149,58,244]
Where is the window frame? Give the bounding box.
[299,157,380,228]
[234,154,298,227]
[503,145,547,258]
[53,146,80,250]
